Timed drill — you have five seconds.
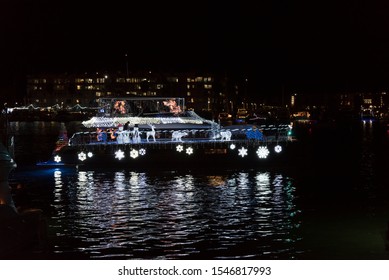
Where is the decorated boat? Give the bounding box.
[38,97,295,168]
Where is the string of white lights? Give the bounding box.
[82,116,205,128]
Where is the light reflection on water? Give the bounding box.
[48,169,301,259]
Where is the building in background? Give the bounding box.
[25,71,254,119]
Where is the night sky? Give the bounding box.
[2,0,389,99]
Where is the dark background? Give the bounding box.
[2,0,389,100]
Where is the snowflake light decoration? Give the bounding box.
[54,155,61,163]
[130,149,139,159]
[176,144,184,152]
[230,143,236,150]
[274,145,282,153]
[87,152,93,158]
[256,146,270,159]
[238,147,248,157]
[186,147,193,155]
[115,149,125,160]
[139,148,146,156]
[78,151,87,161]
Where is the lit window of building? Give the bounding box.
[291,95,295,107]
[364,99,372,104]
[167,77,178,82]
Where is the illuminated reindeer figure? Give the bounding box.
[146,124,156,142]
[172,131,188,142]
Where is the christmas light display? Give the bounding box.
[139,148,146,156]
[115,149,125,160]
[130,149,139,159]
[54,155,61,163]
[238,147,248,157]
[186,147,194,155]
[256,146,270,158]
[78,152,87,161]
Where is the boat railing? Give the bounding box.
[68,126,292,147]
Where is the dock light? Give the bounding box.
[256,146,270,159]
[115,149,125,160]
[230,143,236,150]
[176,144,184,152]
[78,151,87,161]
[274,145,282,153]
[130,149,139,159]
[54,155,61,163]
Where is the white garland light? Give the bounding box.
[238,147,248,157]
[130,149,139,159]
[78,151,87,161]
[54,155,61,163]
[274,145,282,153]
[230,143,236,150]
[82,116,204,128]
[186,147,194,155]
[176,144,184,152]
[256,146,270,159]
[87,152,93,158]
[115,149,125,160]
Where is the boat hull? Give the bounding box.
[42,140,294,169]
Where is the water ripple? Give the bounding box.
[47,169,301,259]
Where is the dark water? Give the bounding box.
[6,121,389,259]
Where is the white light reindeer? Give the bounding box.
[213,130,232,141]
[146,124,156,142]
[172,131,188,142]
[220,130,232,141]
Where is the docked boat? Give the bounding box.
[38,97,295,168]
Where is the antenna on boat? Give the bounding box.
[125,53,129,78]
